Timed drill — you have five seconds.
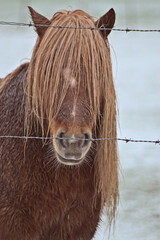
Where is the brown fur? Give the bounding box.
[0,8,118,240]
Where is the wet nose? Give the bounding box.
[57,131,91,151]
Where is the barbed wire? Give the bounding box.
[0,135,159,145]
[0,21,160,33]
[0,20,159,145]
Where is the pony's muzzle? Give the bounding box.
[54,130,92,165]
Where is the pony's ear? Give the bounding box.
[95,8,116,39]
[28,6,51,37]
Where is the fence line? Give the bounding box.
[0,20,159,146]
[0,135,159,145]
[0,21,160,33]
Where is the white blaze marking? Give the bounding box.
[63,68,76,88]
[72,103,76,117]
[63,68,76,116]
[70,77,76,88]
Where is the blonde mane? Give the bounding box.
[26,10,119,226]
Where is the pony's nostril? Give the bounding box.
[84,132,90,140]
[82,132,91,148]
[57,132,66,148]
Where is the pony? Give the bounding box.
[0,7,119,240]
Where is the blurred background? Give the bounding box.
[0,0,160,239]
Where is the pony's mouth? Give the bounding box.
[56,153,84,166]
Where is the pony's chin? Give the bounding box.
[56,153,84,166]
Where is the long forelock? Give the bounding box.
[27,10,111,127]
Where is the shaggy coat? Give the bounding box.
[0,8,118,240]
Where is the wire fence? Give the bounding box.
[0,20,159,146]
[0,21,160,33]
[0,135,159,145]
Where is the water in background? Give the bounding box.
[0,0,160,239]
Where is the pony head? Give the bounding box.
[26,7,116,167]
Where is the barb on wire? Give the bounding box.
[0,21,160,33]
[0,135,159,145]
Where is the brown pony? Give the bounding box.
[0,7,118,240]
